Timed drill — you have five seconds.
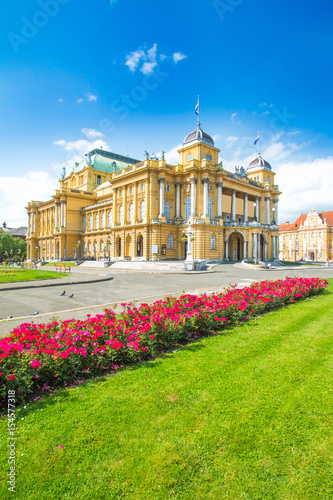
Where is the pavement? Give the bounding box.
[1,262,332,337]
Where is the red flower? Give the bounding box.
[8,374,15,380]
[30,359,42,369]
[142,347,147,352]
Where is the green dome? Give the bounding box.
[64,148,140,178]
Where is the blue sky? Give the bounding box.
[1,0,333,225]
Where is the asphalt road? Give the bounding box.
[1,264,332,336]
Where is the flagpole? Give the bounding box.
[197,94,200,127]
[258,131,260,156]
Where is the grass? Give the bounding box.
[0,267,69,283]
[0,279,332,499]
[43,262,77,267]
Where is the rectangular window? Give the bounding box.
[165,185,170,192]
[206,154,212,160]
[141,183,145,191]
[186,154,193,161]
[97,175,101,185]
[129,186,133,194]
[119,189,123,196]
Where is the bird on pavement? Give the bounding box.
[7,316,13,319]
[69,293,74,298]
[61,291,66,296]
[32,311,39,316]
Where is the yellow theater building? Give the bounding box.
[279,209,333,262]
[26,121,281,264]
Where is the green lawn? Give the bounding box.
[0,280,332,499]
[0,267,69,282]
[43,262,77,267]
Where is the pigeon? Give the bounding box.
[7,315,13,319]
[60,291,66,296]
[69,294,74,298]
[31,311,39,316]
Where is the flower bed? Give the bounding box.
[0,277,328,408]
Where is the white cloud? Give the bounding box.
[85,92,98,102]
[125,44,187,74]
[125,49,146,72]
[58,98,64,103]
[77,98,84,104]
[140,61,157,75]
[231,112,239,123]
[54,138,109,155]
[225,136,238,148]
[277,157,333,223]
[173,52,187,63]
[0,172,59,227]
[81,128,105,140]
[165,144,182,164]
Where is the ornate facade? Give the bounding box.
[279,209,333,262]
[26,123,281,263]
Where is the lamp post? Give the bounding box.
[253,202,257,222]
[35,245,38,263]
[271,207,276,225]
[107,235,111,261]
[183,223,194,271]
[78,239,81,260]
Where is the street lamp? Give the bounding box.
[107,235,111,261]
[182,223,194,271]
[78,239,81,260]
[272,207,276,225]
[35,245,38,263]
[253,202,257,222]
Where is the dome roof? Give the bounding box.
[247,154,271,171]
[63,148,140,178]
[183,125,214,146]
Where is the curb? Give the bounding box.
[0,276,114,292]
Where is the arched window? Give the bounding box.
[101,212,105,228]
[185,196,191,220]
[101,240,104,251]
[140,200,145,219]
[95,213,99,229]
[167,234,173,249]
[164,200,171,220]
[119,205,123,223]
[88,241,91,252]
[84,216,87,231]
[108,210,112,227]
[129,202,134,221]
[208,195,212,220]
[89,215,93,230]
[210,234,215,250]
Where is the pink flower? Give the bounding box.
[150,335,155,340]
[30,359,41,369]
[59,445,64,449]
[8,374,15,380]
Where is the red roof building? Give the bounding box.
[279,209,333,262]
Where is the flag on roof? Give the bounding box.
[254,131,260,145]
[195,96,199,116]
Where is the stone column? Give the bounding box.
[216,182,223,218]
[55,203,59,230]
[158,177,165,217]
[265,196,271,224]
[225,239,229,260]
[202,178,209,217]
[190,178,197,216]
[231,189,236,221]
[60,201,65,228]
[274,198,279,224]
[258,233,261,260]
[175,182,181,218]
[133,183,138,221]
[253,234,257,261]
[27,212,31,235]
[244,193,248,222]
[243,239,247,259]
[264,239,268,260]
[255,196,260,223]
